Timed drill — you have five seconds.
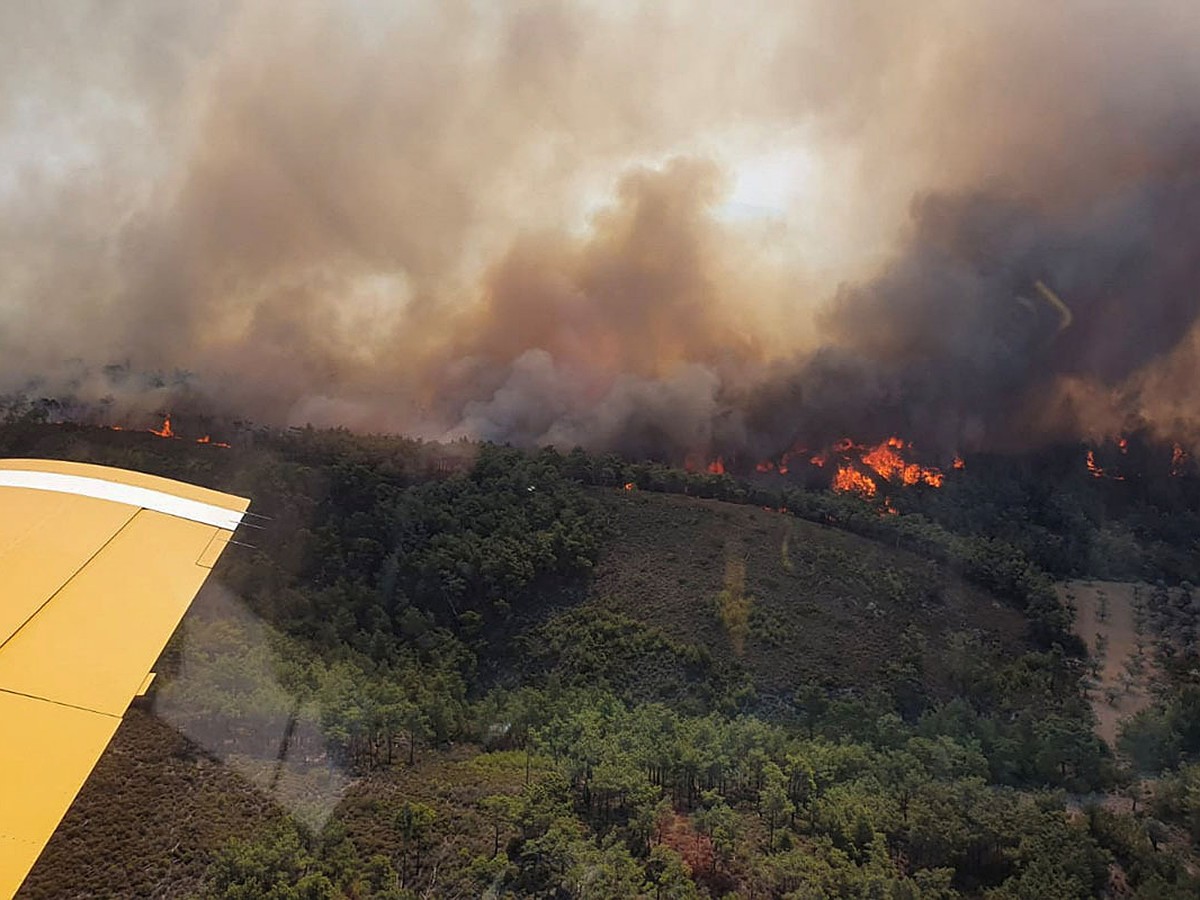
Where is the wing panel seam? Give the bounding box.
[0,688,123,720]
[0,509,140,656]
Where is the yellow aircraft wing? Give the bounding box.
[0,459,249,898]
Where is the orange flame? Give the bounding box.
[952,455,965,470]
[833,464,877,497]
[101,415,228,447]
[860,436,945,487]
[1172,443,1188,476]
[149,415,175,439]
[707,457,726,475]
[623,482,635,491]
[1085,449,1124,480]
[1118,437,1129,454]
[755,434,950,495]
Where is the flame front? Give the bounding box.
[860,438,944,487]
[1085,447,1126,480]
[150,415,175,438]
[97,414,229,447]
[833,464,877,498]
[751,434,953,515]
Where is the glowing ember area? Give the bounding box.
[952,455,965,470]
[1085,449,1125,480]
[1172,443,1189,476]
[149,415,174,438]
[755,460,775,473]
[809,454,826,467]
[707,457,726,475]
[833,465,877,497]
[623,482,635,491]
[1118,437,1129,454]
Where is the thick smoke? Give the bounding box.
[3,1,1200,460]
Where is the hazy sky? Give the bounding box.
[3,1,1200,457]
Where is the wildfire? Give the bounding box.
[825,435,951,513]
[707,457,726,475]
[99,414,230,448]
[623,482,636,491]
[1172,443,1189,476]
[860,438,944,487]
[1085,448,1125,481]
[833,464,877,498]
[149,415,175,438]
[1118,437,1129,454]
[751,434,953,513]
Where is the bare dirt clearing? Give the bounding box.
[1061,580,1159,748]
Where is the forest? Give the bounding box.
[4,403,1200,898]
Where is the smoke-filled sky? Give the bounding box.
[3,0,1200,461]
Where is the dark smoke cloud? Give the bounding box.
[3,1,1200,460]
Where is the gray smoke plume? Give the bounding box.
[3,1,1200,460]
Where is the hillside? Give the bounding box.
[6,419,1200,897]
[17,477,1050,898]
[521,489,1028,711]
[611,489,1025,683]
[16,709,289,900]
